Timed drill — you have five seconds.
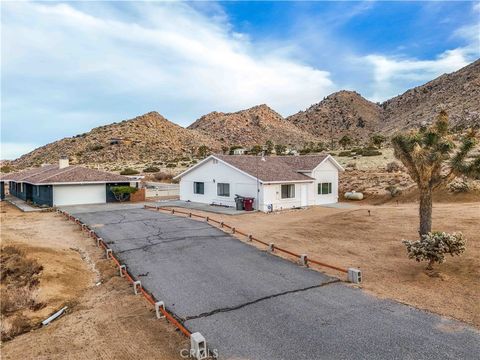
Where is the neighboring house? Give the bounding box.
[232,148,247,155]
[0,158,139,207]
[175,154,344,212]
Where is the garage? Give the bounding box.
[53,184,106,206]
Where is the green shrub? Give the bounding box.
[338,151,352,157]
[0,165,13,173]
[120,168,139,175]
[143,166,160,173]
[110,186,138,202]
[403,232,466,270]
[166,163,177,168]
[154,172,173,181]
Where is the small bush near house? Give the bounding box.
[180,162,188,167]
[166,163,177,168]
[110,186,138,202]
[154,172,173,181]
[143,166,160,173]
[338,151,352,157]
[385,185,401,197]
[403,232,466,270]
[386,161,403,173]
[120,168,140,175]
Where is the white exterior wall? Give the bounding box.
[53,184,106,206]
[179,158,259,208]
[305,159,339,205]
[179,156,340,212]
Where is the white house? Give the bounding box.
[175,154,344,212]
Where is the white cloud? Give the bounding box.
[2,1,334,124]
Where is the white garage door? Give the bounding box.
[53,184,106,206]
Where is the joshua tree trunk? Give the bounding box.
[419,187,432,238]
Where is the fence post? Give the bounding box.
[155,301,166,319]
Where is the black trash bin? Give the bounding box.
[234,195,245,210]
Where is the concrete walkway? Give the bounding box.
[68,206,480,360]
[5,195,45,212]
[155,200,248,215]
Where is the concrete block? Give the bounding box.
[248,235,253,242]
[190,332,208,360]
[133,280,141,295]
[119,264,126,277]
[105,248,112,258]
[300,254,308,266]
[155,301,165,319]
[347,268,362,284]
[96,237,103,247]
[268,243,275,253]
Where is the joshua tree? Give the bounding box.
[275,144,287,155]
[392,111,479,238]
[339,135,352,150]
[265,140,274,155]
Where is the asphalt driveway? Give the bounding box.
[66,206,480,360]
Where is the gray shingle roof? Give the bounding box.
[0,165,132,184]
[214,154,330,182]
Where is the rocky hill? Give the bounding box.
[286,91,382,142]
[380,59,480,133]
[188,104,316,147]
[287,59,480,141]
[12,112,221,168]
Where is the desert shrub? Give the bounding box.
[154,172,173,181]
[1,314,32,341]
[166,163,177,168]
[385,185,401,197]
[345,162,357,170]
[110,186,137,202]
[386,161,403,173]
[120,168,139,175]
[143,166,160,173]
[447,179,469,193]
[402,232,466,270]
[338,151,352,157]
[88,144,104,151]
[360,149,382,156]
[0,246,43,287]
[0,165,13,173]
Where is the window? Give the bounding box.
[193,182,204,194]
[217,183,230,197]
[318,182,332,195]
[281,184,295,199]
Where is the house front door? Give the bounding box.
[300,184,307,207]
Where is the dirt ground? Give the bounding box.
[0,202,187,359]
[167,200,480,328]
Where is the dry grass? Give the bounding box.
[0,245,45,341]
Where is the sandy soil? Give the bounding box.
[167,201,480,328]
[0,203,186,359]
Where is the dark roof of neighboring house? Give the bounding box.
[212,154,334,182]
[0,165,133,184]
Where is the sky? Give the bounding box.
[1,1,479,160]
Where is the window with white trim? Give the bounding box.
[281,184,295,199]
[318,182,332,195]
[193,182,204,194]
[217,183,230,197]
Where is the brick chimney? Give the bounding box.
[59,156,69,169]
